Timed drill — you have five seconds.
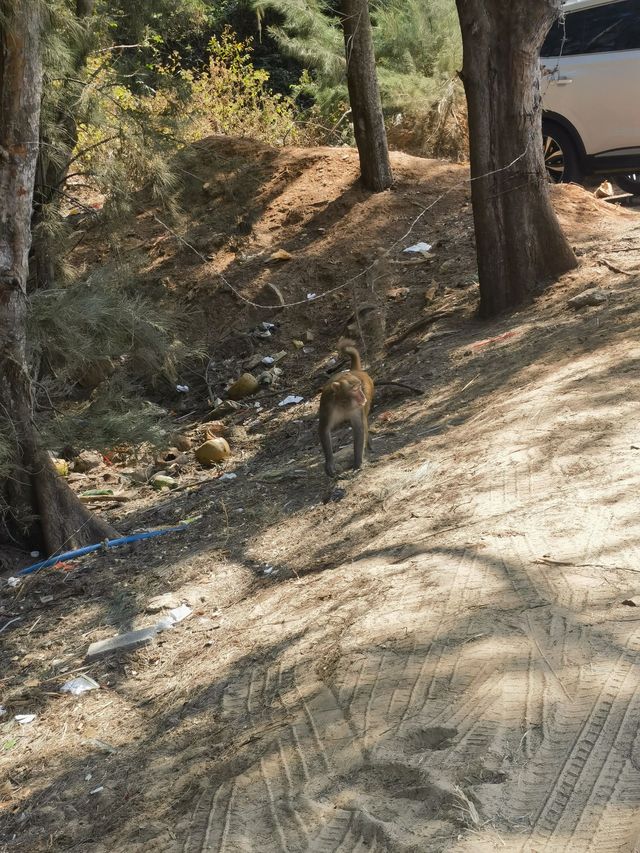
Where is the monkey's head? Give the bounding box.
[331,376,367,408]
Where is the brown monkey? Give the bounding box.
[318,339,374,477]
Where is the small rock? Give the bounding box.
[122,464,155,484]
[227,373,259,400]
[323,487,347,504]
[210,400,240,418]
[567,288,608,309]
[173,434,192,452]
[73,450,103,473]
[245,353,266,370]
[146,592,185,613]
[292,339,304,349]
[424,284,439,303]
[82,738,117,754]
[304,330,315,342]
[225,424,249,444]
[195,438,231,465]
[269,249,293,262]
[439,258,459,272]
[622,597,640,607]
[387,287,410,301]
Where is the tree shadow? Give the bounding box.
[4,143,640,849]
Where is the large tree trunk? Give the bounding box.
[339,0,393,192]
[0,0,115,554]
[455,0,577,317]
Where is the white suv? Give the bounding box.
[541,0,640,194]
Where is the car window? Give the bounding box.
[541,0,640,56]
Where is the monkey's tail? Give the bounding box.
[338,338,362,371]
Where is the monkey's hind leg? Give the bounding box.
[320,425,337,478]
[351,413,366,471]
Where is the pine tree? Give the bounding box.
[456,0,577,316]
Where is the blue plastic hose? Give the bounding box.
[17,525,188,576]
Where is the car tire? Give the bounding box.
[614,173,640,196]
[542,122,583,184]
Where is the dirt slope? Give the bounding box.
[2,141,640,853]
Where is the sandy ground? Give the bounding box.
[2,142,640,852]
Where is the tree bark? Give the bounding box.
[455,0,577,317]
[339,0,393,192]
[0,0,115,554]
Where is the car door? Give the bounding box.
[541,0,640,157]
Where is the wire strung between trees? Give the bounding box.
[30,139,538,561]
[155,139,534,312]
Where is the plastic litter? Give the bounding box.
[151,474,179,491]
[176,384,189,393]
[219,472,238,482]
[6,577,22,588]
[306,292,317,300]
[156,604,193,631]
[0,617,21,634]
[262,356,275,365]
[17,524,192,577]
[0,706,6,718]
[89,786,104,795]
[404,241,432,254]
[278,395,304,407]
[15,714,36,725]
[60,675,100,695]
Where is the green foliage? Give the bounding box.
[31,5,299,459]
[42,375,170,453]
[373,0,461,85]
[253,0,466,156]
[28,265,186,387]
[182,27,301,143]
[254,0,347,126]
[28,265,191,450]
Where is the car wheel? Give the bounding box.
[615,173,640,196]
[542,122,582,183]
